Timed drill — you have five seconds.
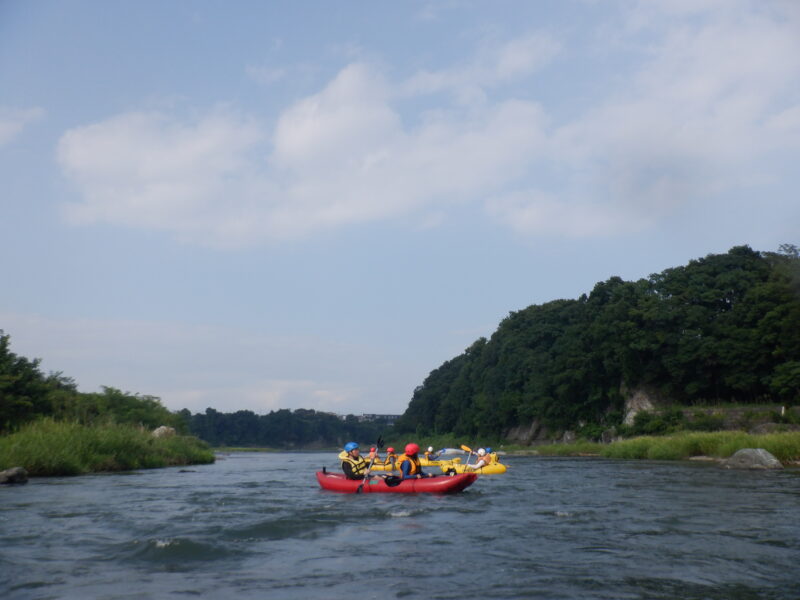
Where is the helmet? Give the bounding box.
[427,446,434,453]
[344,442,359,453]
[405,443,420,455]
[386,447,395,453]
[477,448,486,456]
[486,447,493,453]
[370,447,376,452]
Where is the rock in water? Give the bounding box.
[722,448,783,470]
[0,467,29,484]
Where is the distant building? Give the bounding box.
[358,413,402,425]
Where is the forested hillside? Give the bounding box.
[395,246,800,439]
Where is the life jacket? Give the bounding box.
[384,453,398,469]
[480,453,493,465]
[397,453,421,476]
[338,451,368,478]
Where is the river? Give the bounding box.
[2,453,799,599]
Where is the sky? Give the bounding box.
[1,0,799,417]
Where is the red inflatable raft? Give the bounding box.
[316,471,477,494]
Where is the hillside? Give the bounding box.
[395,245,800,440]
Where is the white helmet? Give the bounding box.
[477,448,486,456]
[427,446,434,453]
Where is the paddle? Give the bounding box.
[461,444,474,472]
[356,436,384,493]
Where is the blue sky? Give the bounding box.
[2,0,799,416]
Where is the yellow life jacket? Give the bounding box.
[338,451,368,478]
[396,454,421,476]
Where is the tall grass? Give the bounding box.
[0,419,215,476]
[521,431,800,463]
[600,431,800,462]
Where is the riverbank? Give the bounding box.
[508,431,800,464]
[0,419,215,476]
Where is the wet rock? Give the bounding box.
[722,448,783,470]
[0,467,29,484]
[152,426,177,438]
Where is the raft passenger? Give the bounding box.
[466,447,492,471]
[397,443,435,479]
[339,442,376,480]
[423,446,439,461]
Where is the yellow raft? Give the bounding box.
[367,457,461,472]
[439,462,507,475]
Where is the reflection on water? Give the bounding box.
[1,453,799,599]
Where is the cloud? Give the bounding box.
[486,189,650,238]
[0,106,44,147]
[400,33,560,100]
[55,6,800,245]
[58,52,549,246]
[526,1,800,236]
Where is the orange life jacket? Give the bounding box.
[397,453,421,475]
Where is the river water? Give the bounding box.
[2,453,799,600]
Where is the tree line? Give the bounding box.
[182,407,384,448]
[395,245,800,439]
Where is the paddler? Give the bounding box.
[465,447,492,470]
[423,446,440,461]
[397,443,435,479]
[384,447,399,470]
[339,442,376,480]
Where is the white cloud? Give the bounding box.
[486,189,650,238]
[0,106,44,146]
[400,33,560,99]
[55,6,800,245]
[58,53,549,245]
[536,2,800,232]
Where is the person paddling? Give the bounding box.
[397,443,434,479]
[339,442,376,480]
[384,447,399,471]
[465,447,492,471]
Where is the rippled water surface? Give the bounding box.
[2,453,800,599]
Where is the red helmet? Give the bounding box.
[370,447,376,452]
[405,443,420,455]
[386,447,395,453]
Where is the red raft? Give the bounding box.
[316,471,477,494]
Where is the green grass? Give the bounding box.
[520,431,800,463]
[0,419,215,476]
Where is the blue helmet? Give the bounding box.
[344,442,359,453]
[486,447,493,453]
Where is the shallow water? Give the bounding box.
[2,453,799,599]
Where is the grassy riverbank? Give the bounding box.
[0,419,215,476]
[519,431,800,463]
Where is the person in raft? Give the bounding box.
[384,447,399,470]
[339,442,377,480]
[423,446,439,461]
[397,443,435,479]
[465,447,493,470]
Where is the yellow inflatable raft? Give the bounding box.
[439,462,507,475]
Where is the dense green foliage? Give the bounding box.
[0,332,185,434]
[0,419,214,476]
[397,246,800,438]
[184,407,387,449]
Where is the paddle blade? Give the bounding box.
[460,444,473,453]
